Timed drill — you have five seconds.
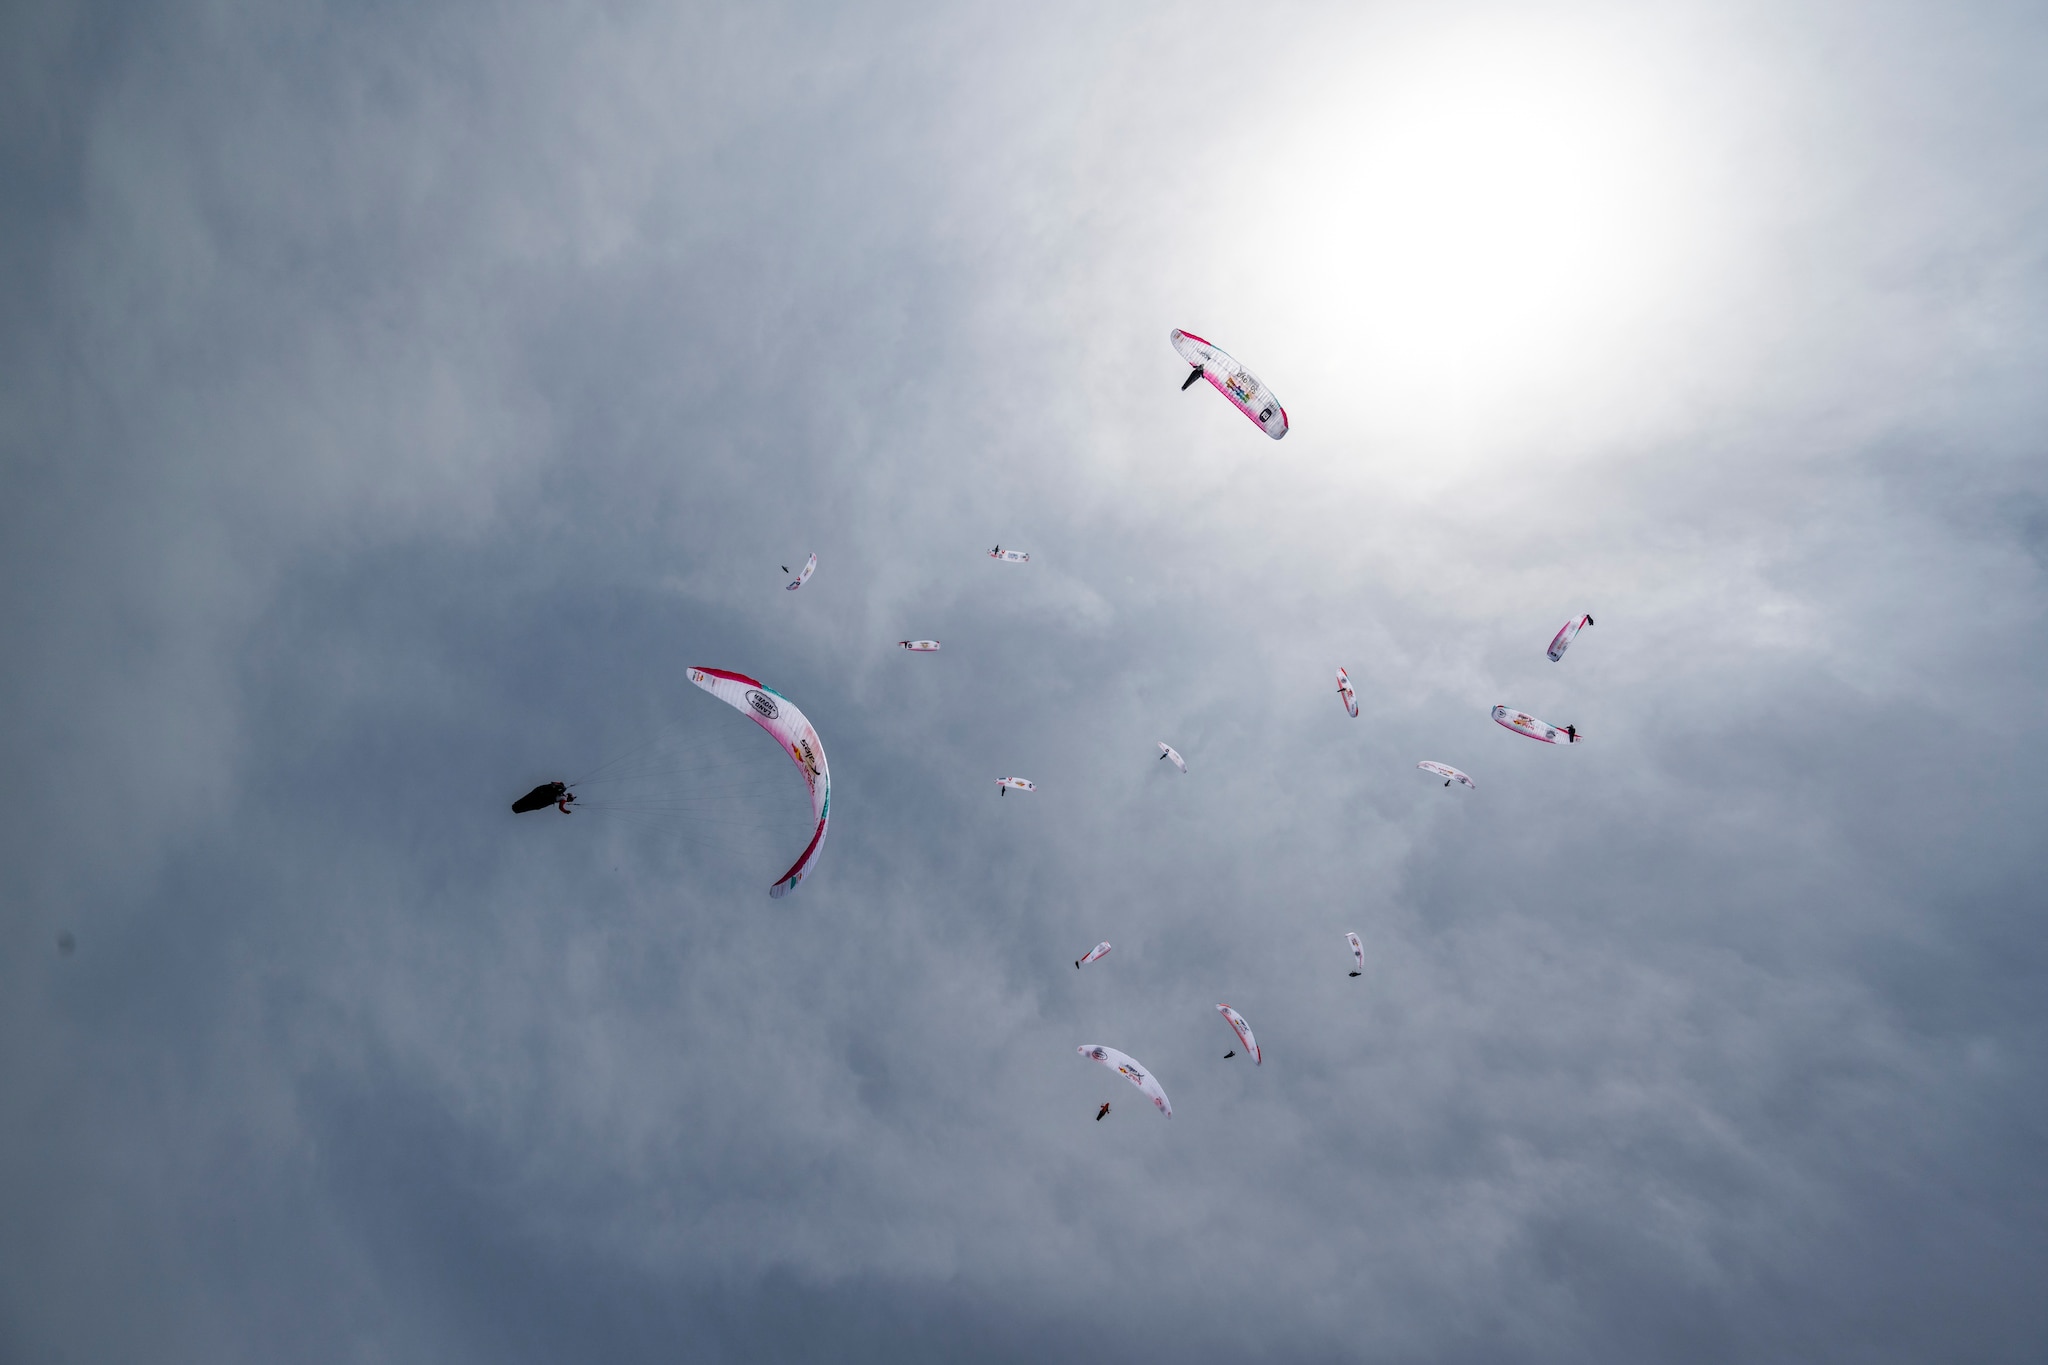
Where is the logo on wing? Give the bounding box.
[745,689,779,720]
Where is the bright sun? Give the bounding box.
[1228,26,1709,469]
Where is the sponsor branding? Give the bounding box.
[745,689,779,720]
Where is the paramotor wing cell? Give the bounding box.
[1078,1044,1172,1117]
[1492,705,1579,744]
[1170,330,1288,439]
[1547,613,1594,662]
[1158,743,1187,772]
[687,667,831,897]
[1337,667,1359,719]
[1216,1004,1262,1065]
[898,640,941,652]
[786,554,817,591]
[1077,942,1112,968]
[1346,932,1364,976]
[1418,761,1476,790]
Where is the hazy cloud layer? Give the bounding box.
[4,2,2046,1361]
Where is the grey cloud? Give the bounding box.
[4,1,2047,1362]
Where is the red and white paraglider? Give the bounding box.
[1418,761,1475,790]
[1078,1044,1172,1117]
[1492,705,1581,744]
[1170,330,1288,440]
[1547,613,1594,662]
[1336,667,1359,719]
[1076,942,1112,969]
[1217,1004,1262,1064]
[686,667,831,898]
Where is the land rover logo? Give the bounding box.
[745,689,779,720]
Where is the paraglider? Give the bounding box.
[1547,613,1594,662]
[1492,705,1581,744]
[1158,743,1186,772]
[1337,667,1359,719]
[989,546,1030,563]
[1346,932,1364,977]
[1078,1045,1171,1118]
[1418,761,1476,790]
[995,777,1035,796]
[898,640,941,652]
[785,554,816,591]
[512,781,574,814]
[1170,330,1288,440]
[687,667,832,897]
[1076,942,1112,969]
[1216,1004,1261,1064]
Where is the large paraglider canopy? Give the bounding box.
[1547,613,1594,662]
[1417,761,1476,790]
[1336,667,1359,719]
[1492,705,1578,744]
[1171,329,1288,439]
[674,668,831,897]
[1078,1044,1172,1117]
[1216,1004,1262,1064]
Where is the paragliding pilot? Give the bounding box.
[1564,724,1579,743]
[1095,1102,1111,1122]
[512,781,574,815]
[1180,365,1205,391]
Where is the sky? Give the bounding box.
[3,1,2047,1360]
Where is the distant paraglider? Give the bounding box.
[989,546,1030,563]
[995,777,1035,796]
[1418,761,1475,790]
[898,640,941,652]
[512,781,574,814]
[1547,613,1594,662]
[1157,743,1186,772]
[1216,1004,1262,1064]
[1076,942,1112,969]
[1492,706,1581,744]
[1170,330,1288,440]
[1337,668,1359,719]
[1078,1044,1172,1118]
[785,554,817,591]
[688,667,832,897]
[1346,932,1364,977]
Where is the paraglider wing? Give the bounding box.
[1077,942,1112,968]
[687,667,831,897]
[1492,705,1575,744]
[1170,330,1288,440]
[1547,613,1593,662]
[511,782,565,814]
[1346,932,1364,976]
[786,553,817,591]
[1216,1004,1262,1065]
[1078,1044,1172,1117]
[1336,667,1359,719]
[990,548,1030,563]
[898,640,941,652]
[1158,743,1187,773]
[1417,761,1476,790]
[995,777,1036,794]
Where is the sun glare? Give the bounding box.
[1225,28,1709,477]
